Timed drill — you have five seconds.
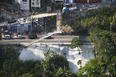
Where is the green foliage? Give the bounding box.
[21,73,34,77]
[77,28,116,77]
[88,28,115,57]
[44,16,56,32]
[55,66,72,77]
[77,59,105,77]
[0,47,73,77]
[0,46,18,70]
[49,55,69,70]
[54,3,63,10]
[43,49,56,60]
[108,56,116,76]
[77,60,82,65]
[70,37,83,49]
[2,60,40,77]
[112,32,116,43]
[74,7,116,33]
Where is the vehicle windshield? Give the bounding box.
[4,32,10,35]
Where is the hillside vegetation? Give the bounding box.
[74,7,116,33]
[0,7,116,77]
[76,7,116,77]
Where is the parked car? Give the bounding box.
[28,34,37,39]
[14,34,23,39]
[8,20,17,23]
[45,36,52,39]
[2,33,11,39]
[2,30,11,39]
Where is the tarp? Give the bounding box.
[64,8,69,13]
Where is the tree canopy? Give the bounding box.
[77,28,116,77]
[74,7,116,33]
[75,7,116,77]
[70,37,83,49]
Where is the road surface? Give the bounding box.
[0,35,90,46]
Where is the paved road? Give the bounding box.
[0,35,90,46]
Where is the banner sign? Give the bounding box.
[20,24,24,26]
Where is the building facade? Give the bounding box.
[75,0,100,4]
[31,0,41,8]
[17,0,30,10]
[64,0,74,3]
[16,0,41,10]
[7,18,32,34]
[55,0,64,2]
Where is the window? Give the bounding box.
[36,3,40,5]
[36,0,39,2]
[23,0,27,2]
[32,3,34,5]
[36,0,40,5]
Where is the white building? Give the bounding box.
[31,0,41,8]
[55,0,74,4]
[64,0,74,3]
[16,0,41,10]
[55,0,64,1]
[16,0,30,10]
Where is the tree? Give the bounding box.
[21,73,34,77]
[84,28,116,76]
[77,60,82,68]
[71,37,83,49]
[88,28,115,57]
[77,59,104,77]
[55,66,72,77]
[54,3,63,10]
[70,37,83,55]
[74,7,116,33]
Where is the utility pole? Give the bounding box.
[45,22,46,36]
[56,10,62,52]
[45,22,46,46]
[58,35,60,52]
